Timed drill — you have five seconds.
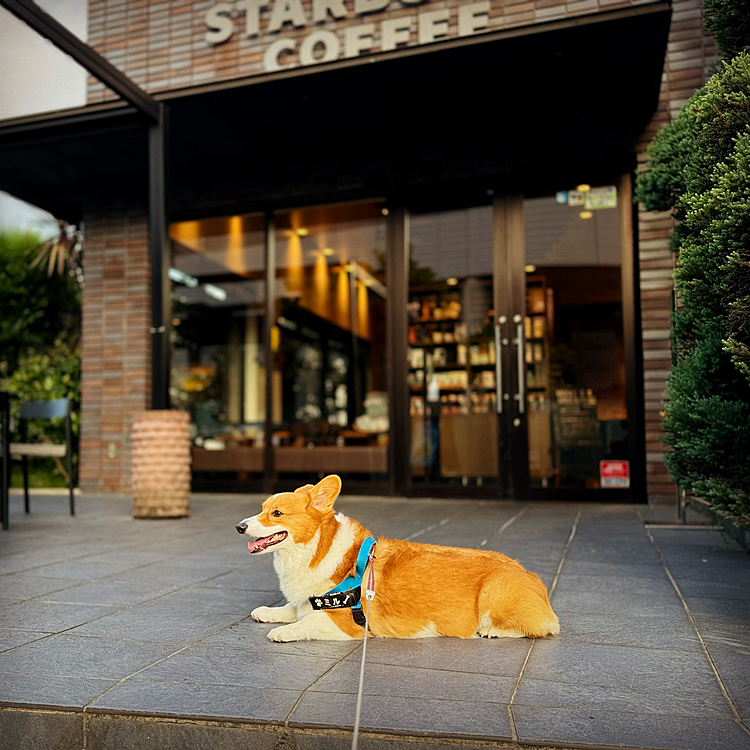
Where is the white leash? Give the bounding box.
[351,552,376,750]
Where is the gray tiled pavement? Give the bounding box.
[0,490,749,750]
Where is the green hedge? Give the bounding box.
[635,54,750,527]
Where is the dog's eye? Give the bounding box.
[271,510,284,517]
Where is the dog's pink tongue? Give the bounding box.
[247,539,265,554]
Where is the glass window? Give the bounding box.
[273,202,388,482]
[169,214,266,482]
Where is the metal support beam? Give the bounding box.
[0,0,159,121]
[263,211,276,492]
[149,105,170,410]
[1,0,171,410]
[386,207,408,493]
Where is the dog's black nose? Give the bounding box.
[236,523,248,534]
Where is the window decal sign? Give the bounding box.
[600,460,630,488]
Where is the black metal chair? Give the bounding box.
[9,398,75,518]
[0,391,11,530]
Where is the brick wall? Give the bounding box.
[80,210,151,492]
[86,0,660,102]
[635,0,717,502]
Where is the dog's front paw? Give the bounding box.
[251,604,296,623]
[267,624,303,642]
[251,606,275,623]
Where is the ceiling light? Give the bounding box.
[296,228,309,236]
[579,211,593,220]
[203,283,227,301]
[576,184,591,193]
[168,267,198,288]
[446,277,458,286]
[524,264,536,273]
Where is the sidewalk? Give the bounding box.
[0,490,748,750]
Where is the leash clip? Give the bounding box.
[364,550,376,601]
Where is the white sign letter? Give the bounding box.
[263,38,298,71]
[344,24,375,57]
[299,30,341,65]
[205,3,234,44]
[312,0,348,24]
[268,0,309,32]
[418,9,450,44]
[237,0,267,37]
[381,17,413,51]
[458,1,489,37]
[354,0,390,15]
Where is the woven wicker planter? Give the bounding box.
[131,410,191,518]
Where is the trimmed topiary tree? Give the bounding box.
[636,53,750,527]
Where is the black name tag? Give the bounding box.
[309,587,361,611]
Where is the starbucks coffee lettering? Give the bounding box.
[204,0,491,73]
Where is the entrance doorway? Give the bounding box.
[406,178,638,499]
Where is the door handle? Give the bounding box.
[494,316,506,414]
[515,315,525,415]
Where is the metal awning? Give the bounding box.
[0,3,670,223]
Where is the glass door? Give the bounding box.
[519,182,632,495]
[407,204,501,489]
[405,182,636,499]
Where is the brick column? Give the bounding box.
[636,0,717,503]
[80,209,152,492]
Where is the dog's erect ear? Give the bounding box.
[294,484,315,495]
[308,475,342,512]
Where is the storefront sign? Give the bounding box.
[204,0,490,73]
[556,186,618,209]
[600,460,630,488]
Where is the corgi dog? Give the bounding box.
[235,475,559,642]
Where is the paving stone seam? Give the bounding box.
[507,505,583,744]
[71,591,289,713]
[79,641,197,713]
[0,601,130,646]
[5,557,270,616]
[0,631,57,657]
[284,645,363,731]
[74,597,283,716]
[479,504,530,548]
[405,516,453,541]
[640,518,750,740]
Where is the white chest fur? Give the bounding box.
[273,513,356,607]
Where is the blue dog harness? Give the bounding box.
[309,536,376,627]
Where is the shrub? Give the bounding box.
[636,54,750,527]
[703,0,750,59]
[0,230,80,377]
[0,338,81,486]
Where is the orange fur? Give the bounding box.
[238,475,559,641]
